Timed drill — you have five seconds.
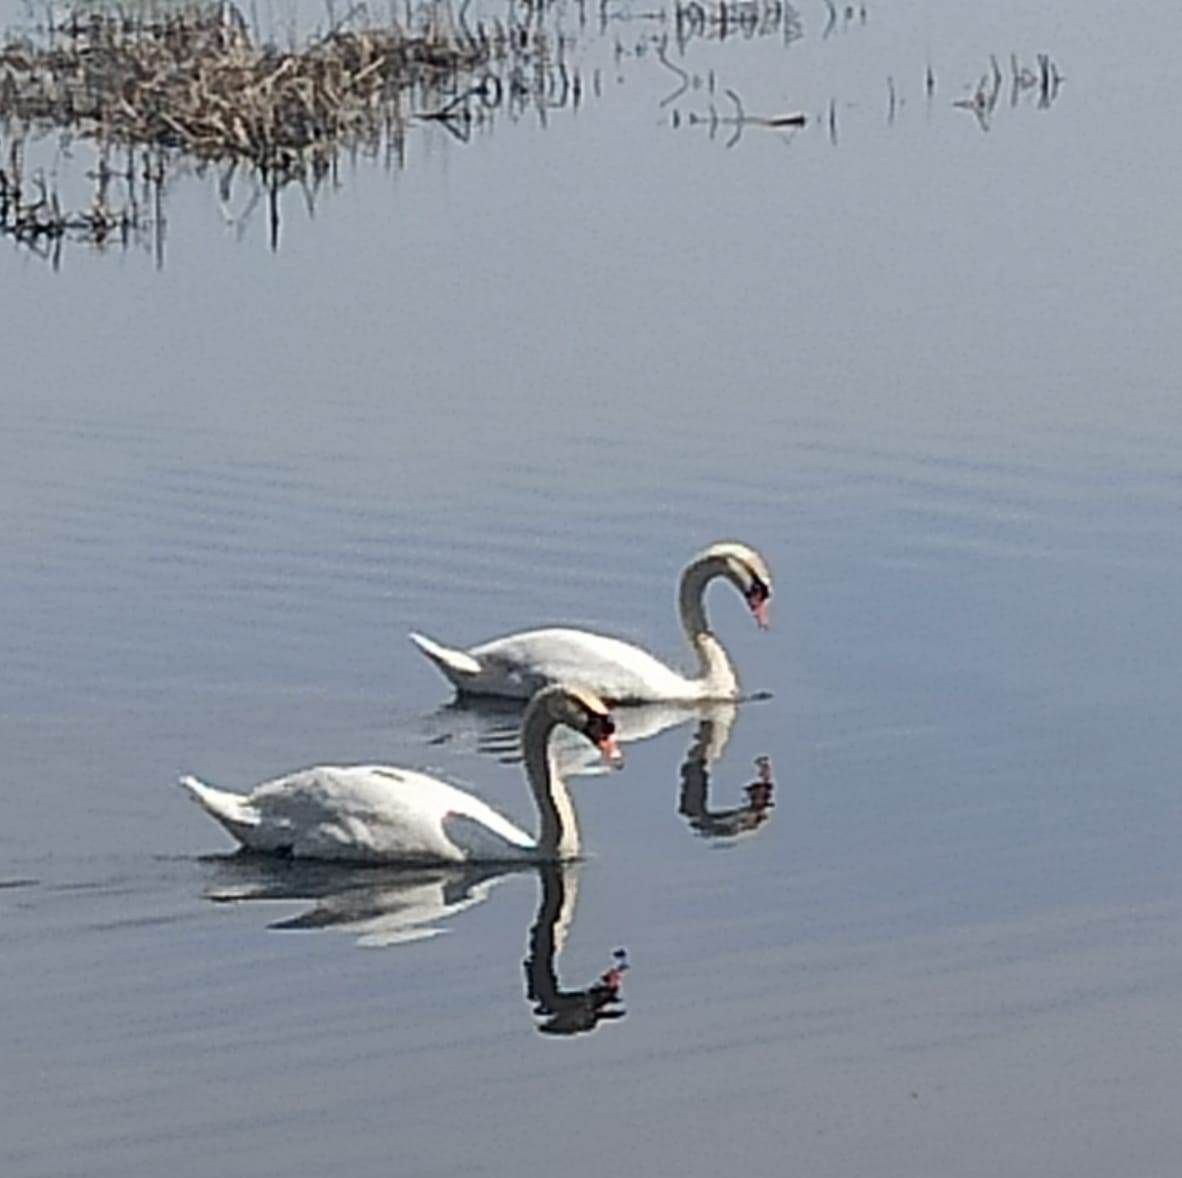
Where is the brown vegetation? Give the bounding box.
[0,3,555,250]
[0,5,545,168]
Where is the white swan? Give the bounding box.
[179,686,619,863]
[409,540,772,703]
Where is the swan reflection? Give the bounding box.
[203,857,515,947]
[525,864,628,1036]
[425,696,739,778]
[423,697,774,844]
[679,715,775,841]
[200,858,628,1035]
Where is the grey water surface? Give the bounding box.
[3,0,1182,1175]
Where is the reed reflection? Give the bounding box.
[0,1,585,263]
[953,52,1064,132]
[2,1,1068,263]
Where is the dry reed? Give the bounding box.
[0,4,542,169]
[0,2,555,250]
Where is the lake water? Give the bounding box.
[3,0,1182,1174]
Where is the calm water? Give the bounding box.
[3,0,1182,1174]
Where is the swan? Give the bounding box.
[179,686,619,863]
[409,540,772,704]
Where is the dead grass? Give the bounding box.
[0,2,555,250]
[0,4,538,168]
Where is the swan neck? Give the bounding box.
[678,556,717,643]
[522,706,581,861]
[678,556,740,697]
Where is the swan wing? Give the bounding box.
[192,765,533,862]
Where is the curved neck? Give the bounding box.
[522,707,581,861]
[677,556,740,697]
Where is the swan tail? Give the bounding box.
[408,631,483,681]
[179,774,260,842]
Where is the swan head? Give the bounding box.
[700,541,773,629]
[534,685,622,769]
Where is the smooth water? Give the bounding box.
[3,1,1182,1175]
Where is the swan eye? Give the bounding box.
[585,714,615,741]
[745,576,770,605]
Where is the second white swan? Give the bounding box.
[180,686,619,863]
[409,540,772,703]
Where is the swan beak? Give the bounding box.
[751,599,770,629]
[597,735,623,769]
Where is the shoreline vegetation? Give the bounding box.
[0,1,562,252]
[0,2,1063,262]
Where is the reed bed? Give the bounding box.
[0,2,558,250]
[0,4,544,169]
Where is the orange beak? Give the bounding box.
[597,735,623,768]
[751,598,770,629]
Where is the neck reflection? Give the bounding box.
[524,863,628,1036]
[679,716,776,840]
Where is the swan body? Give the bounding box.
[181,767,535,863]
[413,627,707,704]
[180,686,618,864]
[410,541,772,704]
